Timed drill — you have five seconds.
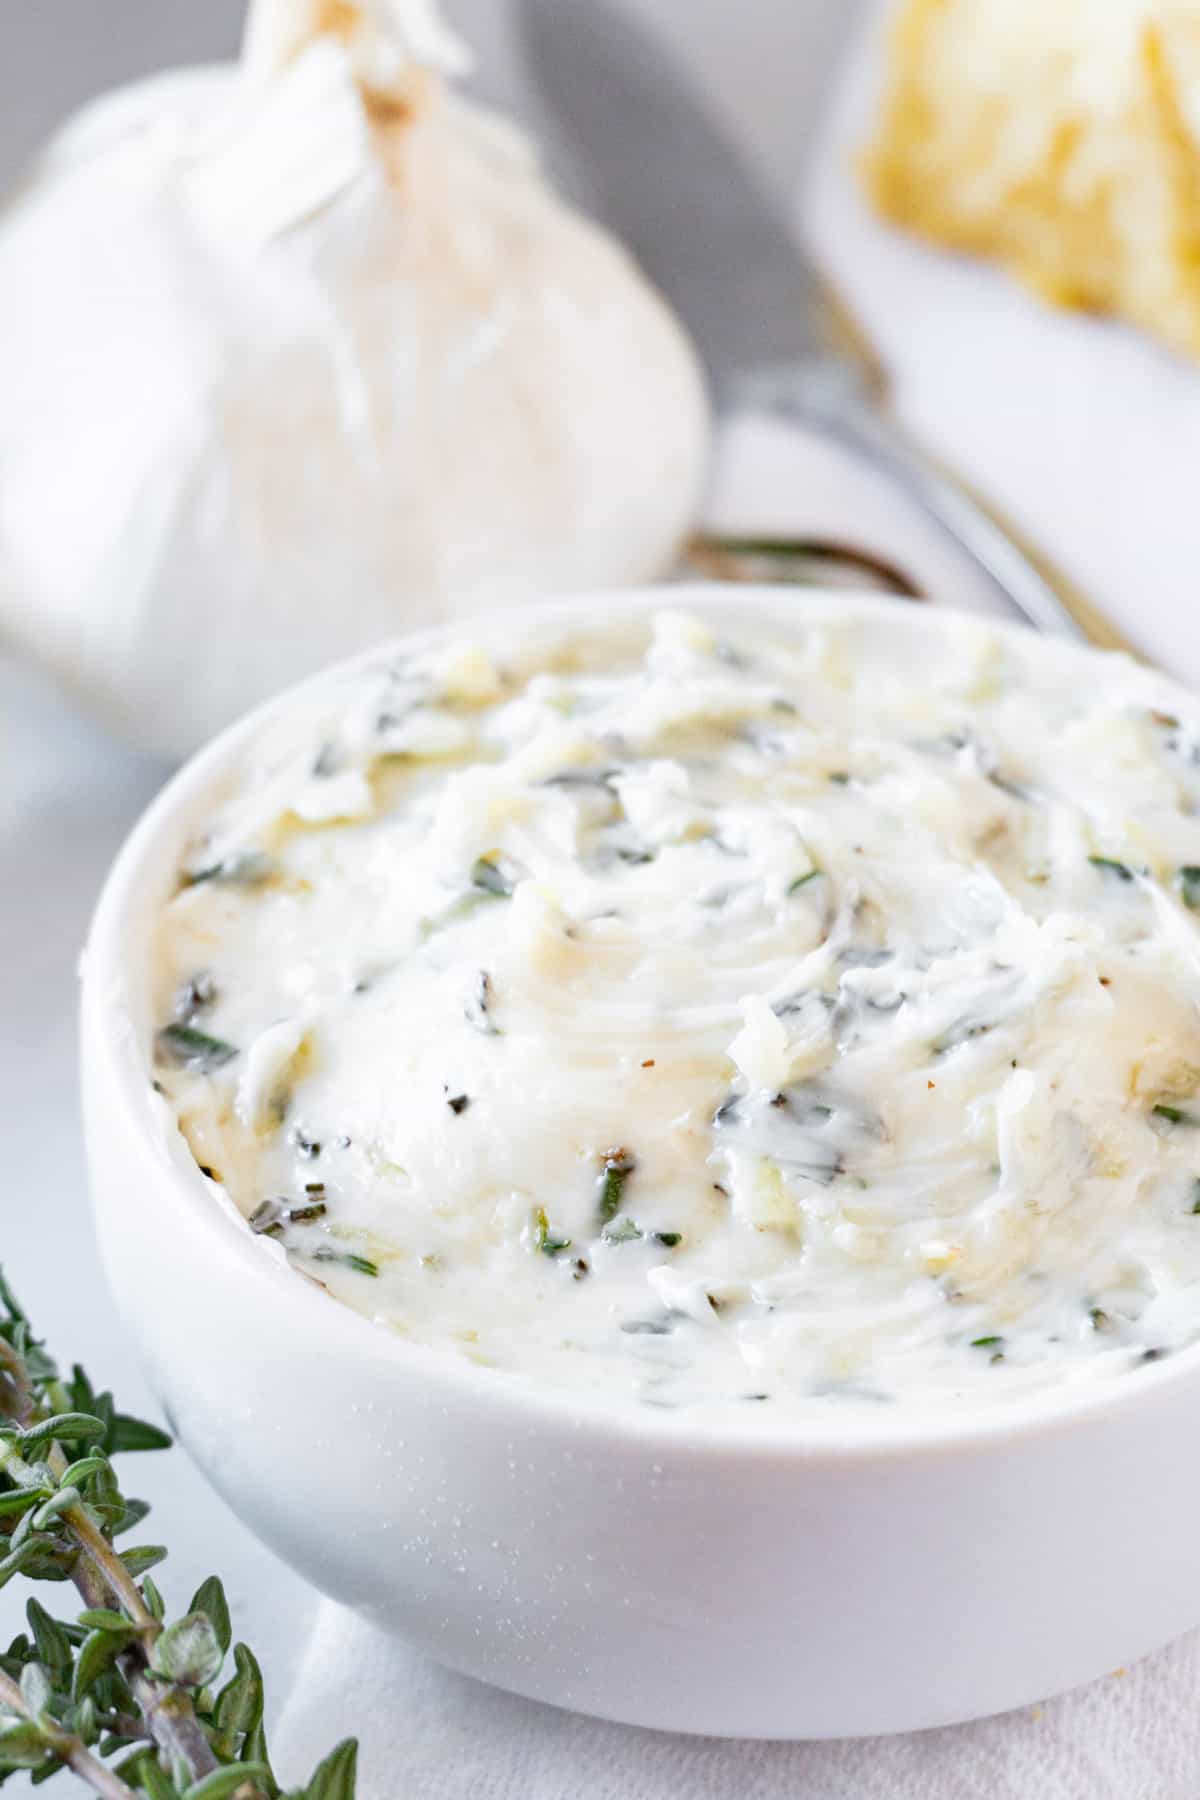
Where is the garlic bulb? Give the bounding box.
[0,0,708,757]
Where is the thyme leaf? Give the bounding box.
[247,1200,285,1238]
[173,973,216,1023]
[154,1025,237,1074]
[470,857,515,899]
[1154,1103,1198,1126]
[287,1200,327,1225]
[1088,855,1135,882]
[465,971,499,1037]
[600,1217,642,1245]
[542,769,618,792]
[311,1247,379,1279]
[531,1208,571,1257]
[597,1149,636,1224]
[1179,866,1200,910]
[180,851,273,890]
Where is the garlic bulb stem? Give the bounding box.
[241,0,471,92]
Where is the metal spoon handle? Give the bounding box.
[736,355,1106,642]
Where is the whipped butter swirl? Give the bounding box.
[152,605,1200,1414]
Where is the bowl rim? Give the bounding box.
[82,580,1200,1462]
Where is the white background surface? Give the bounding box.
[5,1,1200,1794]
[0,0,857,195]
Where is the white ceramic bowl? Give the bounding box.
[81,587,1200,1738]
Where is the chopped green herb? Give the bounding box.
[287,1201,327,1224]
[989,772,1034,803]
[532,1207,572,1257]
[787,868,822,895]
[1192,1180,1200,1215]
[1179,866,1200,910]
[174,970,216,1021]
[970,1335,1004,1348]
[543,768,618,791]
[347,1253,381,1277]
[1089,1306,1112,1331]
[931,1017,993,1055]
[1088,855,1135,882]
[828,771,851,786]
[597,1148,637,1223]
[470,856,515,898]
[446,1093,471,1115]
[181,849,273,888]
[601,1216,643,1245]
[839,947,893,969]
[465,969,499,1036]
[155,1023,237,1072]
[654,1231,683,1248]
[248,1200,285,1237]
[312,1246,379,1278]
[1154,1103,1198,1126]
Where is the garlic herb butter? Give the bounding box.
[153,608,1200,1413]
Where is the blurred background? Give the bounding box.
[2,0,859,198]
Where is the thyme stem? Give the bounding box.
[0,1438,155,1631]
[0,1435,224,1784]
[47,1449,157,1633]
[0,1338,34,1426]
[0,1666,137,1800]
[0,1270,354,1796]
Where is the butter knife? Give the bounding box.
[519,0,1124,645]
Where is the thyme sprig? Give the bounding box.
[0,1271,356,1798]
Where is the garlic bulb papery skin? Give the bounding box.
[0,1,708,758]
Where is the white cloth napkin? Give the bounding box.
[276,1605,1200,1800]
[276,7,1200,1793]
